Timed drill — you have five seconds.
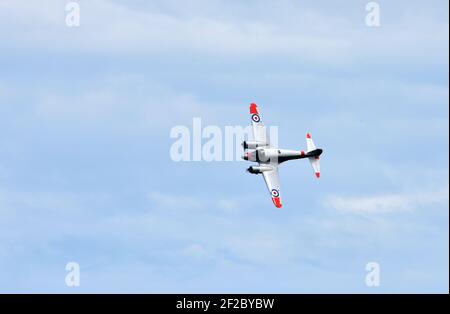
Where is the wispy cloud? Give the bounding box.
[323,186,449,214]
[147,191,242,214]
[1,0,447,67]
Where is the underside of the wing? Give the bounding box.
[262,167,282,208]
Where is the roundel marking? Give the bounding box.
[251,114,261,123]
[271,189,280,197]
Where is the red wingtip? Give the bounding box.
[250,103,258,114]
[272,197,282,208]
[306,133,311,139]
[315,172,320,179]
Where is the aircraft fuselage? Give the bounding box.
[242,147,322,164]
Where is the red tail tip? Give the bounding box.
[306,133,311,139]
[315,172,320,178]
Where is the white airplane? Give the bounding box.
[242,103,323,208]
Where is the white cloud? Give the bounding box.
[147,191,244,214]
[0,0,447,66]
[147,191,204,211]
[0,74,235,135]
[181,243,209,260]
[323,186,449,214]
[0,0,347,59]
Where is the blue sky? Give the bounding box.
[0,0,448,293]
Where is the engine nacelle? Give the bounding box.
[242,141,265,149]
[257,148,280,163]
[246,165,273,174]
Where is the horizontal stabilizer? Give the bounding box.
[306,133,316,152]
[309,157,321,178]
[306,133,321,179]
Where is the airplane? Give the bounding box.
[241,103,323,208]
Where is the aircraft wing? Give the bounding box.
[262,167,282,208]
[249,103,269,145]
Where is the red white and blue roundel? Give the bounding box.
[271,189,280,197]
[251,114,261,123]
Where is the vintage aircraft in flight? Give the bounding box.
[242,103,323,208]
